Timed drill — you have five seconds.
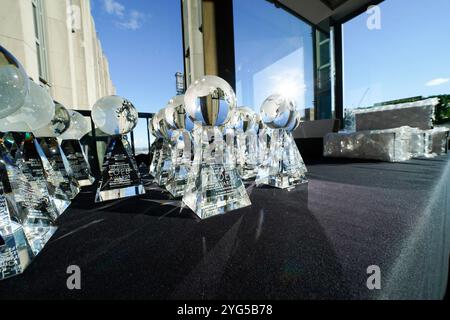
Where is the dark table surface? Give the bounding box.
[1,156,449,300]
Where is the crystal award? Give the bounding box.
[95,135,145,202]
[229,107,259,180]
[164,95,194,197]
[58,110,95,186]
[31,101,79,200]
[0,174,34,280]
[60,140,95,187]
[256,95,308,190]
[183,76,251,219]
[3,132,68,217]
[92,96,145,202]
[151,109,173,187]
[166,130,192,197]
[0,136,58,256]
[38,137,80,199]
[149,137,163,180]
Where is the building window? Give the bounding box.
[233,0,314,120]
[32,0,49,83]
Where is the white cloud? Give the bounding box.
[117,10,146,30]
[103,0,124,17]
[426,78,450,87]
[102,0,147,30]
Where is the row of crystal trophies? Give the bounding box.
[0,46,97,280]
[145,76,308,220]
[1,44,308,280]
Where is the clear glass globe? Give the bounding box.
[285,110,302,133]
[34,101,71,137]
[260,94,296,129]
[164,95,194,132]
[0,45,29,119]
[153,108,172,140]
[229,107,259,133]
[92,95,138,135]
[59,110,91,140]
[0,79,54,132]
[184,75,236,126]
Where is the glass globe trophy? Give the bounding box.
[0,49,58,279]
[0,45,29,119]
[152,109,174,187]
[34,101,80,200]
[59,110,95,186]
[149,115,164,180]
[229,107,259,180]
[0,80,58,278]
[255,94,308,190]
[183,75,251,219]
[164,95,194,197]
[92,95,145,202]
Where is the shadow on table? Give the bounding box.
[0,181,351,300]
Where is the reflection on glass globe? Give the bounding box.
[0,79,55,132]
[184,75,236,126]
[164,95,194,132]
[153,108,172,140]
[260,94,296,129]
[0,45,29,119]
[34,101,71,137]
[229,107,259,133]
[59,110,91,140]
[92,95,138,135]
[285,110,301,133]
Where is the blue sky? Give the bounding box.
[91,0,183,115]
[91,0,184,152]
[344,0,450,109]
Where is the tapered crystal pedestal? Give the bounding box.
[183,126,251,219]
[95,135,145,202]
[3,132,69,216]
[149,138,163,180]
[154,141,172,187]
[0,185,34,280]
[256,129,307,190]
[38,137,80,199]
[60,139,95,187]
[166,130,192,197]
[0,137,57,257]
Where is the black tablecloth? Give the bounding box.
[1,156,449,300]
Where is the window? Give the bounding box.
[32,0,49,82]
[233,0,314,120]
[343,0,450,112]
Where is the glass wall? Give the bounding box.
[343,0,450,113]
[233,0,314,120]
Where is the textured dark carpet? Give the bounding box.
[0,156,449,300]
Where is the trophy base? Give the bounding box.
[78,178,94,187]
[166,161,190,198]
[256,130,308,190]
[183,164,251,220]
[95,185,146,202]
[238,165,257,181]
[50,197,71,216]
[95,136,146,203]
[60,140,95,187]
[0,222,35,281]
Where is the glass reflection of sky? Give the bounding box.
[233,0,314,114]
